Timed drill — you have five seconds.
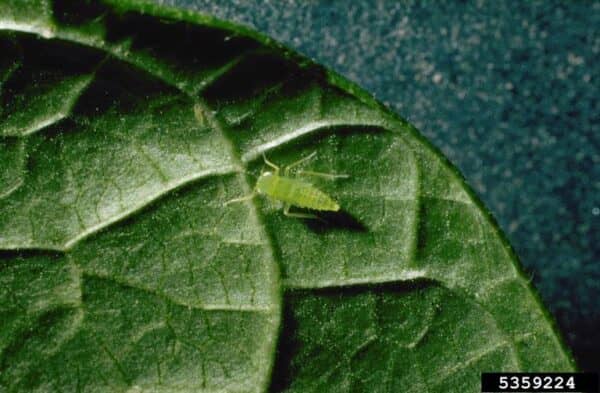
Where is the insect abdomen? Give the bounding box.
[257,175,339,211]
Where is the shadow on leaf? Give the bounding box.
[304,209,367,233]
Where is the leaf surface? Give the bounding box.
[0,1,574,392]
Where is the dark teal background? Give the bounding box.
[169,0,599,370]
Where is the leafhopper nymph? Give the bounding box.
[224,152,348,219]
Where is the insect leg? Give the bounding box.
[284,151,317,175]
[223,191,256,206]
[262,153,280,174]
[297,170,349,180]
[283,203,320,220]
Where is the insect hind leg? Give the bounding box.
[283,203,320,220]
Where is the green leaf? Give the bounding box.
[0,1,575,392]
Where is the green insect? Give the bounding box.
[224,151,348,219]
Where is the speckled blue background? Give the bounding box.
[166,0,599,370]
